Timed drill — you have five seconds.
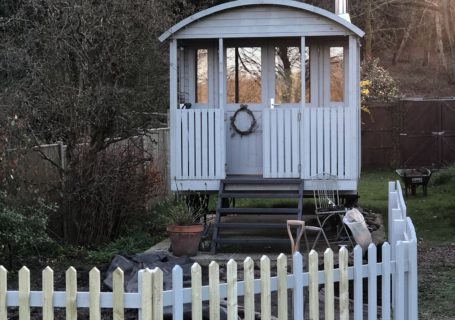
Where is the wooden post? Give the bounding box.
[43,267,54,320]
[209,262,220,320]
[260,256,271,320]
[226,259,238,320]
[113,268,125,320]
[66,267,77,320]
[89,267,101,320]
[243,257,255,320]
[19,267,30,320]
[276,254,288,320]
[0,266,6,320]
[169,39,178,181]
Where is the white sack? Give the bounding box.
[343,208,373,253]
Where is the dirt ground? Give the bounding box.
[418,243,455,320]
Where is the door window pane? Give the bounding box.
[196,49,208,104]
[330,47,344,102]
[227,47,262,103]
[275,46,301,104]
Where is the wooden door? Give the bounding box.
[225,46,265,175]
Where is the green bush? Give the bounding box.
[431,166,455,186]
[361,58,400,104]
[0,196,56,268]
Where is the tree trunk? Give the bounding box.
[442,0,455,83]
[393,10,418,65]
[434,12,447,72]
[364,0,373,59]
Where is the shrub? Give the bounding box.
[0,196,56,268]
[361,58,400,104]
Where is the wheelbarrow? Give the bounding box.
[395,167,432,196]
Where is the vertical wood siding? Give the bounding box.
[263,106,358,179]
[173,109,225,180]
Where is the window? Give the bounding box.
[226,47,262,103]
[330,47,344,102]
[275,46,301,104]
[196,49,208,104]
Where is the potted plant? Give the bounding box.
[166,193,207,257]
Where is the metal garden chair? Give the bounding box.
[310,173,354,250]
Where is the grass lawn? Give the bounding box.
[359,168,455,319]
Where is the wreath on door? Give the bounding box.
[230,104,257,136]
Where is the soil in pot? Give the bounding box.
[167,224,204,257]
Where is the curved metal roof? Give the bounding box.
[159,0,364,42]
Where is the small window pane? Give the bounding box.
[330,47,344,102]
[227,47,262,104]
[305,47,310,103]
[196,49,208,103]
[275,46,301,104]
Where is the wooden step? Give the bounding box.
[222,178,301,184]
[220,192,299,199]
[215,223,288,229]
[213,238,290,245]
[219,207,299,214]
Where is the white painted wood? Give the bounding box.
[271,111,278,178]
[42,267,54,320]
[284,110,292,176]
[276,254,288,320]
[201,111,208,178]
[277,110,285,176]
[337,107,345,177]
[141,269,152,320]
[89,267,101,320]
[0,266,6,320]
[339,247,349,320]
[263,109,271,177]
[209,262,220,320]
[300,36,306,110]
[330,108,337,175]
[381,243,391,320]
[218,38,224,110]
[394,241,405,320]
[191,263,203,320]
[408,239,418,320]
[195,111,202,178]
[292,252,304,320]
[323,108,331,173]
[353,246,363,320]
[243,257,255,320]
[175,110,182,179]
[292,109,300,176]
[226,259,238,320]
[303,108,311,178]
[214,109,224,178]
[170,39,178,181]
[367,244,377,320]
[260,256,271,320]
[19,267,30,320]
[310,108,317,176]
[188,112,196,178]
[181,111,189,178]
[113,268,124,320]
[152,268,164,320]
[66,267,77,320]
[324,249,334,320]
[172,266,184,320]
[317,108,324,174]
[208,111,215,177]
[308,250,319,320]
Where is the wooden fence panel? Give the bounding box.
[191,263,202,320]
[19,267,30,320]
[324,249,334,320]
[226,259,238,320]
[152,268,163,320]
[368,244,378,320]
[309,250,319,320]
[243,258,254,320]
[276,254,288,320]
[209,262,220,320]
[42,267,54,320]
[0,266,7,320]
[353,246,363,320]
[66,267,77,320]
[172,266,183,320]
[339,247,349,320]
[113,268,124,320]
[260,256,271,320]
[90,268,101,320]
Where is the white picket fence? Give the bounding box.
[0,181,417,320]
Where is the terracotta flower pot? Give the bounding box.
[167,224,204,257]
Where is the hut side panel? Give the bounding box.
[174,6,352,39]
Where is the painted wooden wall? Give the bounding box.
[173,6,353,39]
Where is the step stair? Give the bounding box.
[211,177,304,253]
